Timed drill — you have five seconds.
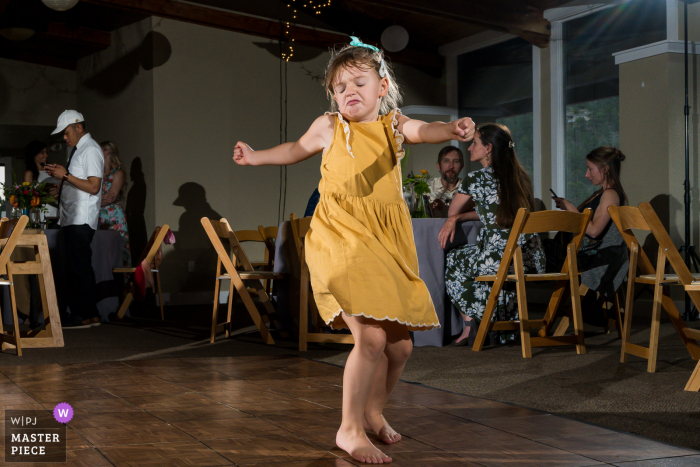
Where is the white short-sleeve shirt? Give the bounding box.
[59,133,104,229]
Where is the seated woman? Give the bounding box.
[439,123,545,345]
[552,147,628,324]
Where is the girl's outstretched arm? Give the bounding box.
[397,115,475,145]
[233,115,334,166]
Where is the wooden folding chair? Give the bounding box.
[291,215,354,351]
[0,216,29,356]
[472,208,592,358]
[202,217,283,344]
[113,226,168,320]
[609,203,700,374]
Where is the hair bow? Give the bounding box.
[349,36,387,77]
[350,36,379,52]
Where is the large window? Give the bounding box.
[563,0,665,205]
[458,38,534,175]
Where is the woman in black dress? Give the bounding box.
[553,147,629,324]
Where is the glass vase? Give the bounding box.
[402,184,416,212]
[29,208,41,229]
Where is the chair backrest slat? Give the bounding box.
[639,202,695,285]
[234,229,264,243]
[221,219,256,272]
[143,225,170,265]
[0,216,28,270]
[257,225,278,262]
[201,218,238,276]
[521,210,591,235]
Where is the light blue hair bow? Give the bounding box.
[349,36,387,77]
[350,36,379,52]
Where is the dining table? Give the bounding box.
[273,218,483,347]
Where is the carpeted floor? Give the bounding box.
[4,301,700,452]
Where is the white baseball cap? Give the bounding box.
[51,110,84,135]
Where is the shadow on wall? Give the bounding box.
[82,31,172,97]
[163,183,226,302]
[125,157,147,266]
[641,194,679,267]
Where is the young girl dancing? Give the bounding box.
[233,37,474,464]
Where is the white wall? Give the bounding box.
[0,58,76,126]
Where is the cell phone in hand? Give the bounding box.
[40,162,46,167]
[549,188,559,198]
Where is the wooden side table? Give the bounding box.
[0,231,64,351]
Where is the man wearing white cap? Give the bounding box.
[45,110,104,329]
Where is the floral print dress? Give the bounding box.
[99,167,131,267]
[446,166,545,322]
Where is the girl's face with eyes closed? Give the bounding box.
[332,65,388,123]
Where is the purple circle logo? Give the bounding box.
[53,402,73,424]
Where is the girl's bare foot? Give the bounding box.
[337,427,392,464]
[364,413,402,444]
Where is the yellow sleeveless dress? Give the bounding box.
[305,109,440,331]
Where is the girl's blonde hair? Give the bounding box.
[99,141,128,195]
[323,44,402,115]
[100,141,124,172]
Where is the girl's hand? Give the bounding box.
[553,197,576,211]
[438,216,458,250]
[233,142,254,165]
[449,117,475,142]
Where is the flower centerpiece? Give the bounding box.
[2,179,56,227]
[402,169,431,218]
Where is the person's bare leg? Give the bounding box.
[336,315,392,464]
[454,315,474,344]
[364,322,411,444]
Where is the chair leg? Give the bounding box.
[514,248,531,358]
[567,245,585,355]
[116,277,134,320]
[225,281,234,338]
[8,279,21,356]
[613,289,623,338]
[231,275,274,345]
[538,281,569,337]
[299,253,309,352]
[210,278,221,344]
[156,272,164,321]
[648,282,664,373]
[472,290,498,352]
[685,358,700,391]
[647,248,667,373]
[621,245,638,363]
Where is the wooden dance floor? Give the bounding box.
[0,355,697,466]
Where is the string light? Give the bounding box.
[282,0,331,61]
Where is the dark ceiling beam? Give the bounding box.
[353,0,551,48]
[80,0,443,69]
[0,48,76,69]
[36,23,112,48]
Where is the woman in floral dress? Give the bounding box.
[99,141,131,267]
[439,123,545,345]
